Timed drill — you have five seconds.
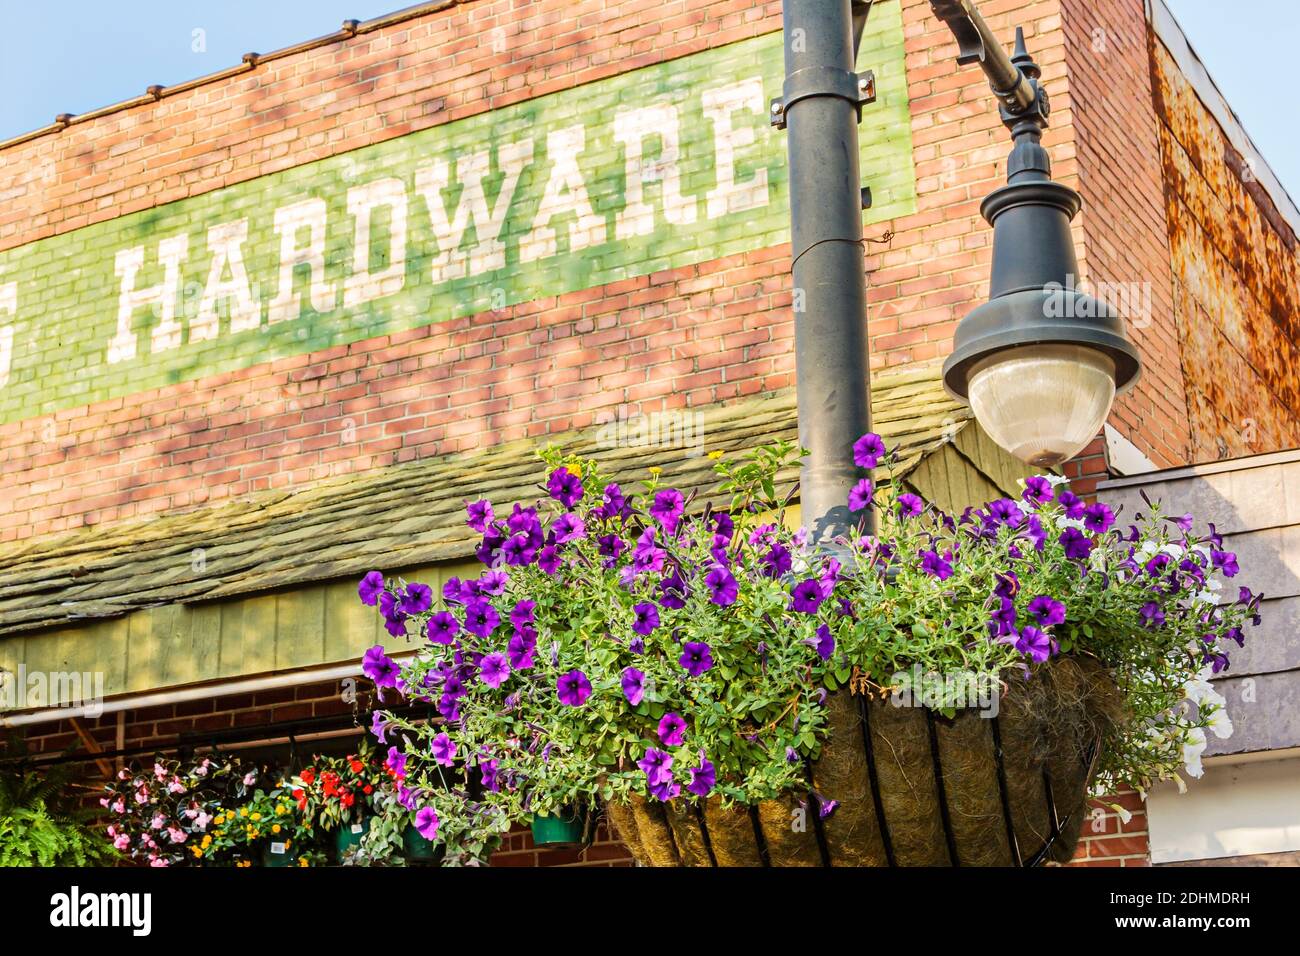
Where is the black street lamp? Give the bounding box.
[775,0,1143,540]
[930,1,1141,467]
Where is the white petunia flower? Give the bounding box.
[1183,727,1207,779]
[1207,706,1234,740]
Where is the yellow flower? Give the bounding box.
[190,845,202,858]
[250,812,262,821]
[214,814,225,825]
[271,824,281,835]
[298,857,309,867]
[238,808,248,818]
[201,836,212,849]
[648,466,661,475]
[707,450,723,460]
[275,805,287,816]
[285,838,292,848]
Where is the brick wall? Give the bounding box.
[0,0,1126,544]
[1059,0,1190,469]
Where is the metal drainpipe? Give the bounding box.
[776,0,876,543]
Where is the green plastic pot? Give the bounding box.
[402,824,444,864]
[531,808,589,849]
[333,816,371,858]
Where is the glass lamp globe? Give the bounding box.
[965,343,1116,468]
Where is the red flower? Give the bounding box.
[341,791,355,808]
[363,785,373,795]
[322,771,340,797]
[349,758,364,774]
[300,768,316,785]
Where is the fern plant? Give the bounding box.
[0,739,115,867]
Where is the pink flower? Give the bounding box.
[153,762,168,779]
[112,799,125,814]
[134,789,149,804]
[150,814,165,830]
[113,834,130,851]
[167,828,186,844]
[149,857,169,867]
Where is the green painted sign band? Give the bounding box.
[0,9,914,425]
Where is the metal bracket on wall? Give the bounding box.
[770,69,876,129]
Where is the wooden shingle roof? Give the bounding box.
[0,362,986,637]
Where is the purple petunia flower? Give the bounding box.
[1056,489,1086,519]
[1059,527,1094,561]
[465,499,494,533]
[557,670,592,706]
[687,757,716,798]
[848,478,874,512]
[370,710,389,744]
[386,746,408,780]
[896,493,924,519]
[547,467,584,509]
[989,597,1017,638]
[649,489,686,535]
[1211,550,1239,578]
[812,624,835,661]
[678,642,714,677]
[637,748,674,786]
[509,600,535,629]
[480,758,500,792]
[622,667,647,706]
[1014,625,1058,663]
[536,545,562,574]
[597,534,626,566]
[989,498,1025,528]
[1022,476,1054,505]
[994,571,1020,599]
[552,512,586,544]
[817,796,839,820]
[477,569,509,596]
[479,652,510,689]
[358,571,385,606]
[507,628,537,670]
[400,582,433,615]
[631,528,666,577]
[362,645,400,689]
[463,598,500,638]
[853,432,886,469]
[431,732,457,767]
[790,578,827,614]
[628,636,646,655]
[1082,502,1116,534]
[1026,515,1047,552]
[658,571,689,609]
[632,602,660,635]
[761,543,792,578]
[1027,595,1066,628]
[658,712,687,746]
[920,549,954,580]
[596,483,629,522]
[414,806,439,842]
[705,565,739,606]
[1139,602,1165,629]
[427,611,459,645]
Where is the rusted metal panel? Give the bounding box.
[1149,38,1300,462]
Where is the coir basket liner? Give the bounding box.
[605,656,1120,867]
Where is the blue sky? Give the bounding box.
[1,1,1296,202]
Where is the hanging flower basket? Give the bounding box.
[605,655,1118,866]
[357,435,1261,868]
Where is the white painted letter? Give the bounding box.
[613,104,698,239]
[268,198,336,323]
[107,235,190,363]
[702,78,770,219]
[192,220,260,340]
[417,139,534,283]
[343,178,409,307]
[519,126,606,263]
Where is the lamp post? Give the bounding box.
[775,0,1142,541]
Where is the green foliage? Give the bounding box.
[0,739,115,867]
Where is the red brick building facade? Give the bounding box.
[2,0,1295,867]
